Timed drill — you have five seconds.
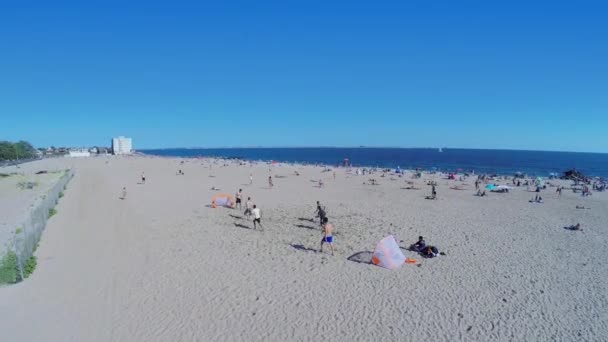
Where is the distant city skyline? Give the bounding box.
[1,2,607,153]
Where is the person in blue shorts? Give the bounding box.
[320,217,334,256]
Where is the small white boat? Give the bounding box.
[438,148,443,152]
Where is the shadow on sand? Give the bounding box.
[234,223,251,230]
[229,214,244,220]
[347,251,373,264]
[290,244,318,253]
[295,224,317,230]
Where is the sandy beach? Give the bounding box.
[1,156,607,341]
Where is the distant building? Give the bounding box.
[112,136,133,155]
[67,149,91,158]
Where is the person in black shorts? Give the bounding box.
[236,189,243,209]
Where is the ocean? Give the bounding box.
[141,148,608,178]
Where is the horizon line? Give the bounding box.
[137,146,607,155]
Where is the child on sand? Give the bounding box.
[320,217,334,256]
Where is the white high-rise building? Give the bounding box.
[112,136,133,155]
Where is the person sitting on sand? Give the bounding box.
[421,245,439,258]
[410,236,426,252]
[320,217,335,256]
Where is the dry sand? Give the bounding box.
[1,156,607,341]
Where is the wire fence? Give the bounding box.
[0,169,74,284]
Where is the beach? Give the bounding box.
[1,155,607,341]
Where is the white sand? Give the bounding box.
[1,156,607,341]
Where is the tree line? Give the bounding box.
[0,140,37,161]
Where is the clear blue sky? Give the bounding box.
[1,1,607,152]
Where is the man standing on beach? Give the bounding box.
[250,173,253,185]
[315,201,327,226]
[268,176,273,188]
[120,187,127,200]
[244,197,253,218]
[320,217,334,256]
[141,172,146,184]
[235,189,243,209]
[252,205,262,230]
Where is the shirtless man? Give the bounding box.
[236,189,243,209]
[320,217,334,255]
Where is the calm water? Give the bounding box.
[141,148,608,178]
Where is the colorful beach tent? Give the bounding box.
[371,235,406,270]
[485,184,496,190]
[211,194,235,208]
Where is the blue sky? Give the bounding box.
[1,1,607,152]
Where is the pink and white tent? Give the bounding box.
[371,235,406,270]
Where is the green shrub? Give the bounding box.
[59,192,64,198]
[17,181,38,190]
[49,208,57,217]
[0,251,19,284]
[15,227,22,234]
[23,256,37,278]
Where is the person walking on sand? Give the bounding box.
[252,204,262,230]
[235,189,243,209]
[320,217,334,255]
[315,201,327,226]
[249,173,253,185]
[244,197,253,218]
[141,172,146,184]
[268,176,273,188]
[120,187,127,200]
[557,186,562,198]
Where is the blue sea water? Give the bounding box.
[141,148,608,178]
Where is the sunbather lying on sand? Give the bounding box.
[565,223,582,231]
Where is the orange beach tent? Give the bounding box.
[211,194,236,208]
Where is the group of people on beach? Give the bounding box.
[235,189,262,229]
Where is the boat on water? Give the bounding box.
[438,148,443,152]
